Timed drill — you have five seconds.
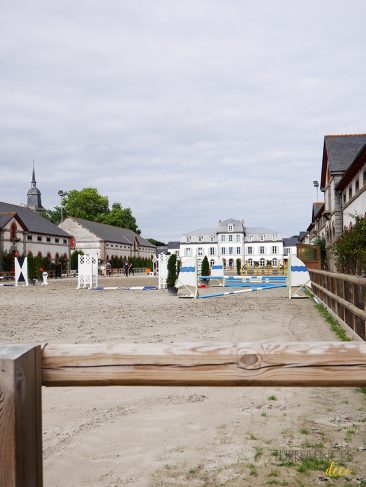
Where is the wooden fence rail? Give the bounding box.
[309,269,366,341]
[2,342,366,486]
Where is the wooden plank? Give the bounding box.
[309,269,366,285]
[41,342,366,387]
[311,281,366,321]
[0,345,43,487]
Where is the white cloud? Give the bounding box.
[1,0,366,241]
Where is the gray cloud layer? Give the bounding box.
[1,1,365,241]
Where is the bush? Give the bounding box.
[71,250,84,270]
[236,258,241,275]
[166,254,177,288]
[332,215,366,275]
[201,256,210,277]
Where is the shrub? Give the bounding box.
[331,215,366,275]
[166,254,178,288]
[236,258,241,275]
[201,256,210,277]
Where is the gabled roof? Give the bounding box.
[0,212,16,229]
[71,218,155,248]
[312,202,324,222]
[336,144,366,191]
[184,227,217,237]
[0,202,70,237]
[320,134,366,189]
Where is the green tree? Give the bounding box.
[65,188,109,221]
[71,250,84,270]
[201,256,210,277]
[43,206,63,225]
[103,203,141,234]
[332,215,366,275]
[147,238,166,246]
[313,236,327,270]
[236,258,241,275]
[166,254,178,288]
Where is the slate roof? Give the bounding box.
[0,212,15,229]
[72,218,155,248]
[184,227,217,237]
[336,144,366,191]
[0,202,70,237]
[321,134,366,188]
[283,237,298,247]
[312,202,324,221]
[167,241,180,249]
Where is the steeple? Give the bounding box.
[27,163,46,213]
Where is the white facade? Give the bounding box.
[180,219,284,269]
[339,163,366,228]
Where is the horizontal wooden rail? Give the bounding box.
[311,281,366,321]
[42,342,366,387]
[309,268,366,285]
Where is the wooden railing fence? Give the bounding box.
[1,342,366,486]
[309,269,366,341]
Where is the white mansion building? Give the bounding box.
[179,219,285,269]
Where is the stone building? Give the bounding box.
[0,202,71,267]
[60,217,155,262]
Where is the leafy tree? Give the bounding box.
[103,203,141,234]
[313,236,327,270]
[166,254,178,288]
[44,206,63,225]
[65,188,109,221]
[148,238,166,246]
[201,256,210,277]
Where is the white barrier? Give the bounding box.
[288,254,311,299]
[175,257,199,298]
[77,255,98,289]
[158,254,169,290]
[15,256,28,286]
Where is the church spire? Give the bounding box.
[27,162,46,213]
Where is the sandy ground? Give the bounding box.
[1,277,365,487]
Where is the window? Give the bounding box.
[37,236,42,242]
[272,246,277,254]
[236,235,240,242]
[199,236,203,242]
[247,258,253,267]
[185,247,192,256]
[259,258,265,267]
[349,187,352,199]
[248,235,253,242]
[229,235,233,242]
[221,235,226,242]
[343,193,346,204]
[260,235,264,241]
[355,179,359,192]
[55,238,59,243]
[27,235,32,241]
[210,235,215,242]
[247,246,253,255]
[187,237,191,242]
[272,258,278,267]
[46,237,51,242]
[229,247,233,254]
[209,247,215,255]
[63,239,67,244]
[197,247,203,256]
[221,247,226,255]
[10,223,17,240]
[228,225,233,232]
[175,251,180,256]
[260,246,265,254]
[236,247,241,255]
[210,259,215,267]
[284,248,290,256]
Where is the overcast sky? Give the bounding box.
[1,1,365,241]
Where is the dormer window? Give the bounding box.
[210,235,215,242]
[199,236,203,242]
[228,225,233,232]
[187,237,191,243]
[260,235,264,241]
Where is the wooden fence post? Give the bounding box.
[0,345,42,487]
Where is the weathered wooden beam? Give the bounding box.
[0,345,43,487]
[42,342,366,387]
[309,269,366,286]
[311,281,366,321]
